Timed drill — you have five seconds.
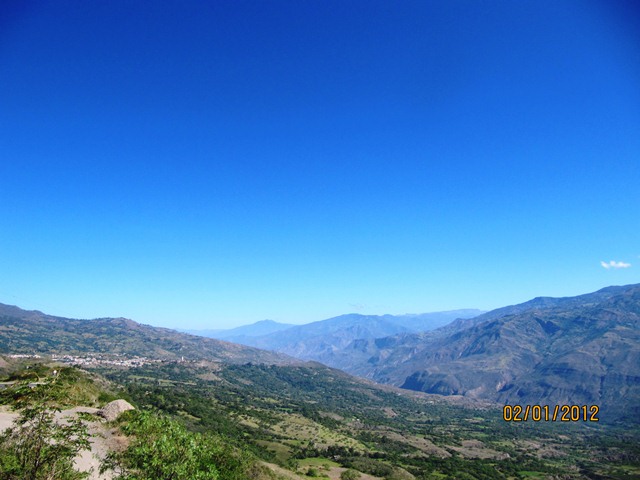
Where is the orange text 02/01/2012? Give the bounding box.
[502,404,599,422]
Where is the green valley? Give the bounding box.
[1,288,640,479]
[3,361,640,479]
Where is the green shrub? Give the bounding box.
[340,470,360,480]
[0,387,90,480]
[341,469,361,479]
[103,410,254,480]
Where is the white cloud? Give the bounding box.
[600,260,631,269]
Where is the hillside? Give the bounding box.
[0,304,293,365]
[97,358,640,479]
[343,284,640,422]
[1,302,639,478]
[0,361,286,480]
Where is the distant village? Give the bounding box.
[6,353,163,368]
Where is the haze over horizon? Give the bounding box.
[1,1,638,329]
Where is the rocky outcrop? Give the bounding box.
[97,399,135,421]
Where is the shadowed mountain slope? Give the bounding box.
[344,284,640,422]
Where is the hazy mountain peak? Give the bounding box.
[191,319,296,341]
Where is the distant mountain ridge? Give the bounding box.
[3,284,637,423]
[183,319,295,343]
[0,303,294,365]
[196,310,484,365]
[438,284,636,335]
[181,285,640,423]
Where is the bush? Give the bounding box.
[103,410,254,480]
[341,469,361,480]
[0,383,90,480]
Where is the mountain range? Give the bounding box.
[332,284,640,422]
[1,284,639,423]
[183,319,295,343]
[194,310,483,363]
[183,285,640,422]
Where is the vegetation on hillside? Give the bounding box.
[0,302,292,365]
[0,362,278,480]
[2,282,640,480]
[101,410,269,480]
[1,357,640,479]
[99,360,640,479]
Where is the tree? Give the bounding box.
[0,382,90,480]
[341,469,361,480]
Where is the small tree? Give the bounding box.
[101,410,221,480]
[341,469,361,480]
[0,383,90,480]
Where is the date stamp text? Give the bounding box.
[503,404,599,422]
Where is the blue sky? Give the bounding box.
[1,1,639,328]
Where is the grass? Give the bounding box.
[298,458,340,468]
[256,440,293,463]
[519,472,548,478]
[270,412,365,451]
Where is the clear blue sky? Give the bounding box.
[1,1,638,329]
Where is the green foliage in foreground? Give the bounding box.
[102,410,262,480]
[1,365,272,480]
[0,379,91,480]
